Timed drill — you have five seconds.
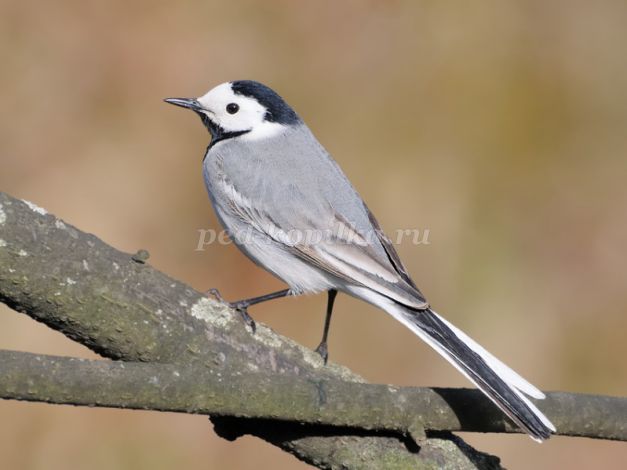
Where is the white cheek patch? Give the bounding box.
[220,103,266,132]
[241,121,286,141]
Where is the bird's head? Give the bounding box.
[165,80,300,145]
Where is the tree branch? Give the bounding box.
[1,349,625,442]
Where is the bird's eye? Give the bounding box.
[226,103,239,114]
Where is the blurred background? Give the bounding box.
[1,0,626,468]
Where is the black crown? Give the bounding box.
[231,80,300,125]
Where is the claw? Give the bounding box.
[314,341,329,365]
[206,289,256,333]
[234,305,256,334]
[206,288,226,303]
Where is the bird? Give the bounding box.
[165,80,556,441]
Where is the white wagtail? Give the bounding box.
[165,80,555,441]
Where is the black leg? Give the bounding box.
[208,288,291,333]
[315,289,337,364]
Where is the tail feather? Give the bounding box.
[392,306,555,441]
[346,286,555,441]
[433,312,546,400]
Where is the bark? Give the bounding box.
[0,350,624,442]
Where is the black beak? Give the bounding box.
[164,96,222,143]
[164,97,204,112]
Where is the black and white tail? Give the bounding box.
[346,284,555,440]
[394,305,555,441]
[409,308,555,440]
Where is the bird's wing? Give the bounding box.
[218,170,429,310]
[294,208,429,309]
[362,202,420,290]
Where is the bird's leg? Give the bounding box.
[314,289,337,364]
[207,288,291,333]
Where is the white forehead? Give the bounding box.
[197,82,239,108]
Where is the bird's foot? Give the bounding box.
[206,289,256,333]
[314,341,329,365]
[206,288,227,303]
[231,301,257,334]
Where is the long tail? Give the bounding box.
[395,306,555,441]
